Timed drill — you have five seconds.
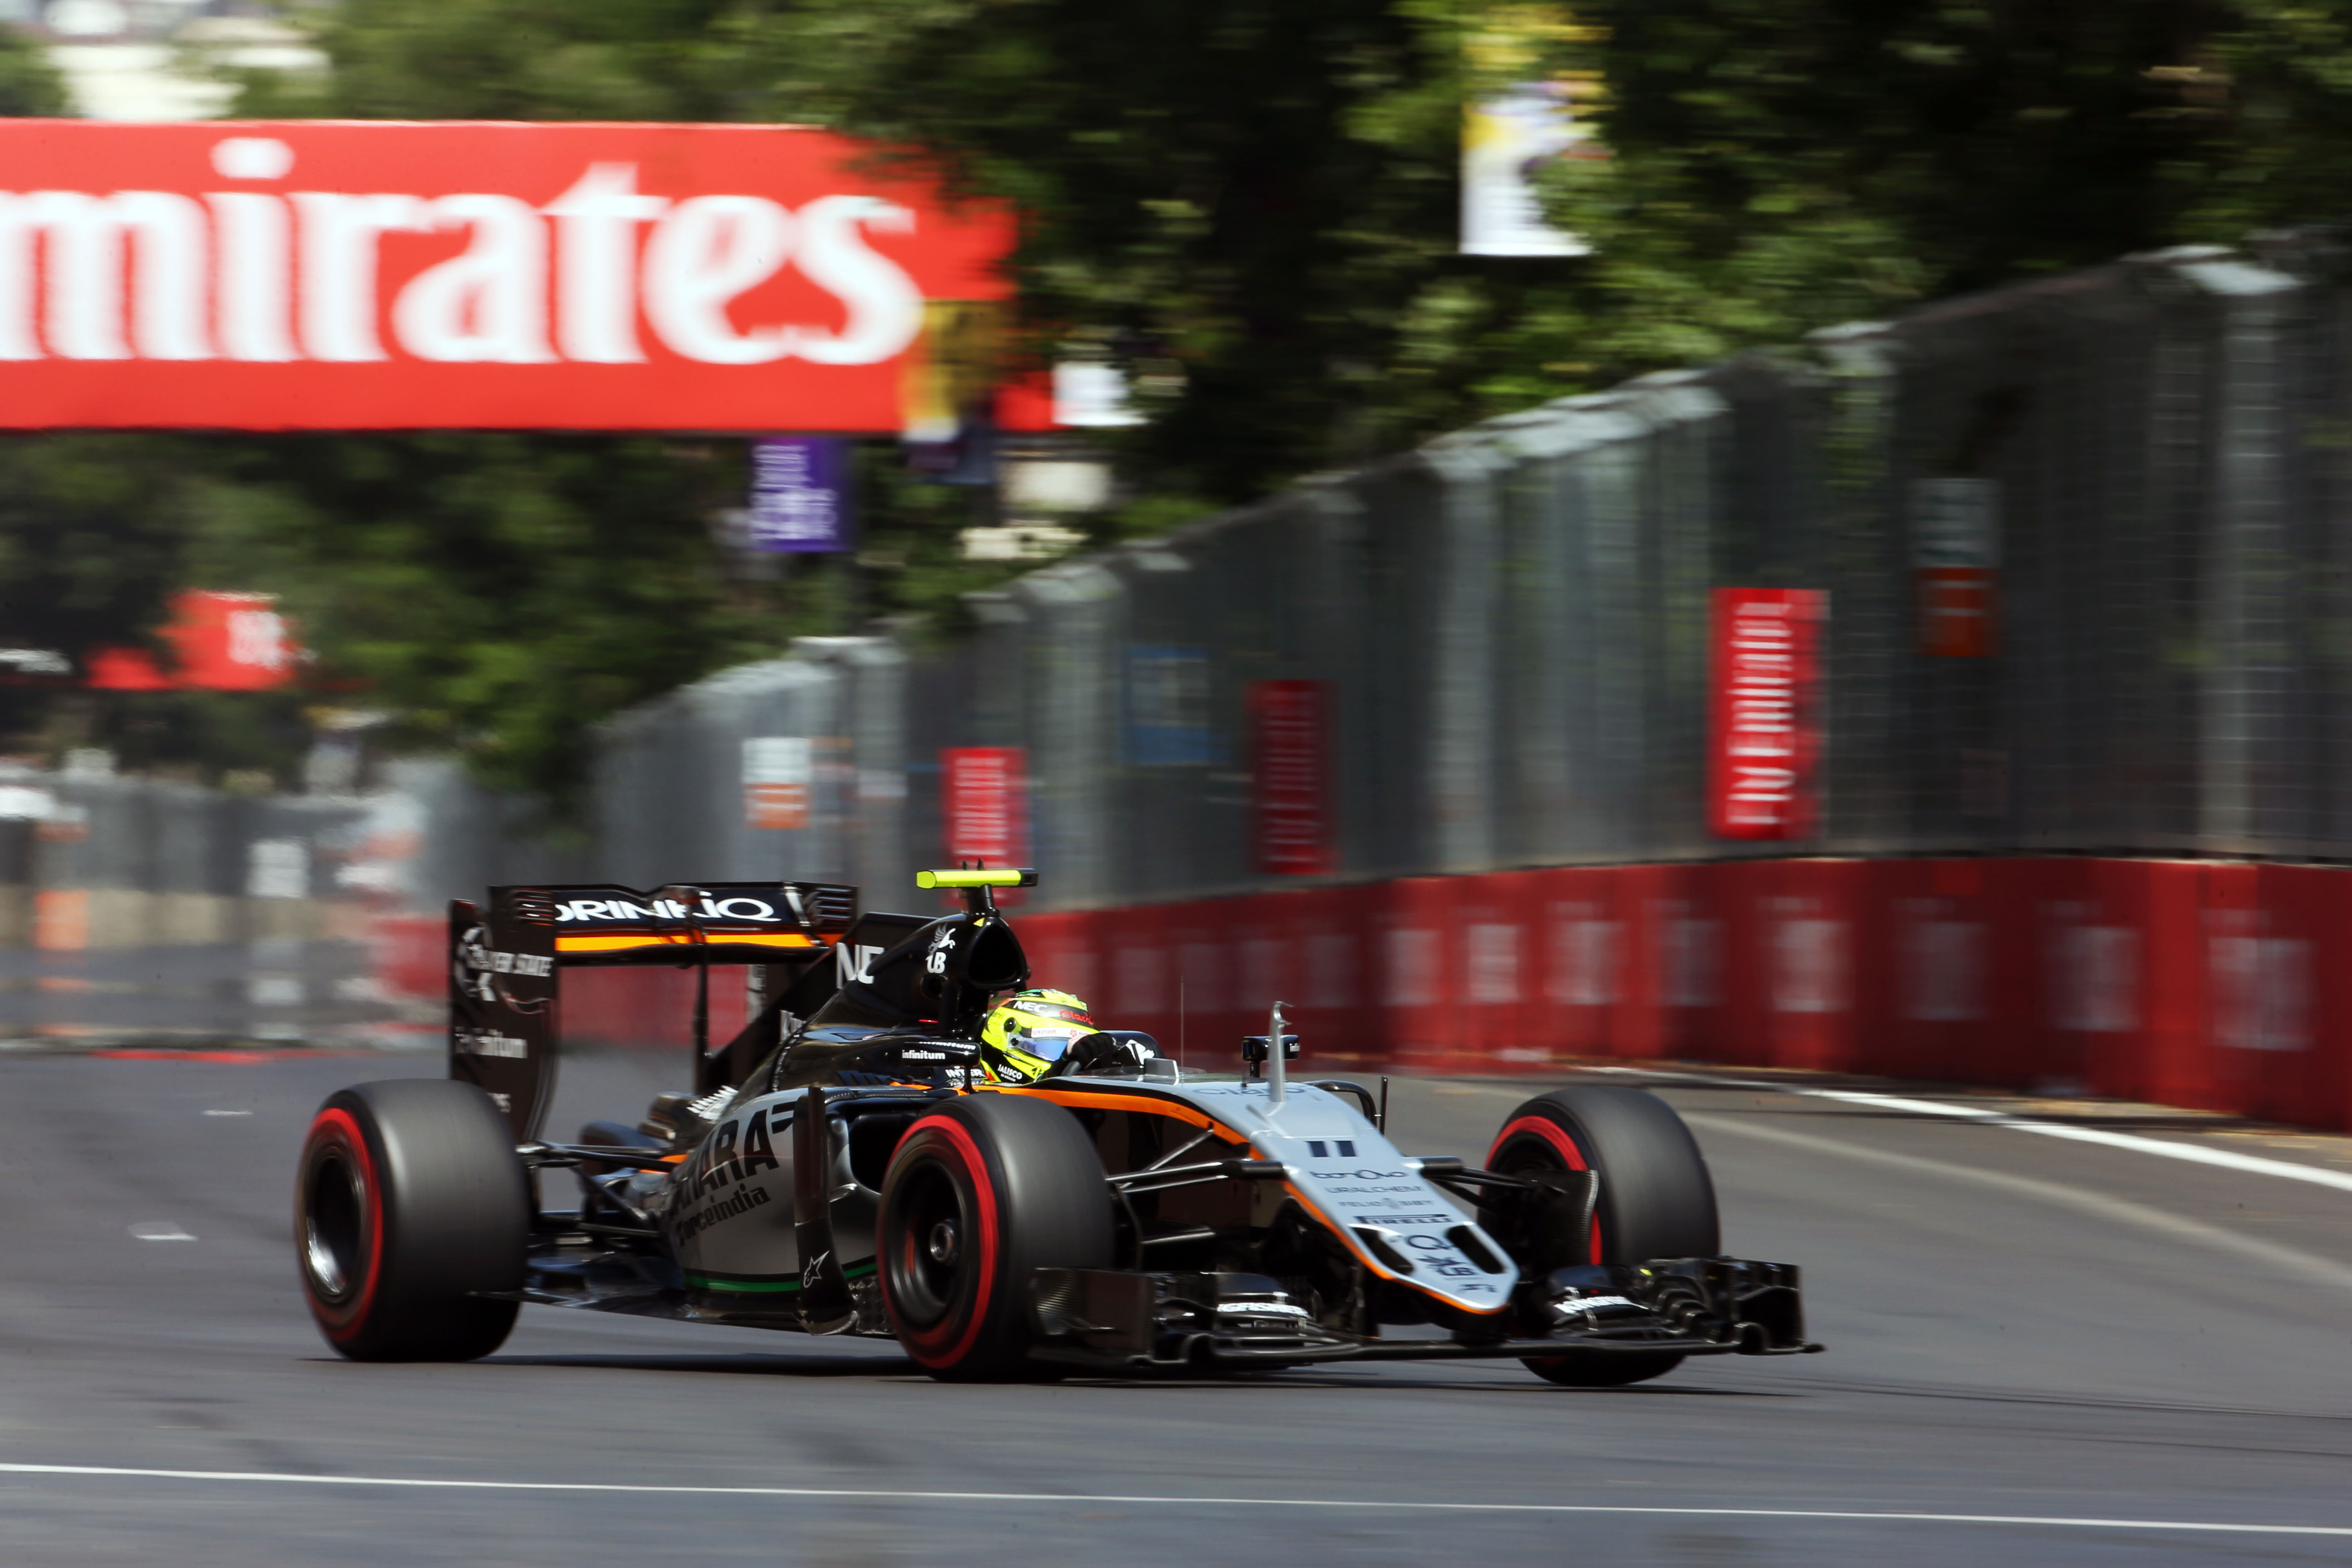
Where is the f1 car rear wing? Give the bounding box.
[450,872,1042,1141]
[535,882,858,964]
[448,881,862,1140]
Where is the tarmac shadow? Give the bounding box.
[470,1353,1805,1395]
[479,1352,919,1378]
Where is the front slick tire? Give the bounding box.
[296,1079,529,1363]
[1485,1085,1720,1390]
[878,1092,1112,1382]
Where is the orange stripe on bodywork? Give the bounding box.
[555,931,820,953]
[990,1086,1234,1139]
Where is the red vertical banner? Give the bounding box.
[1911,478,1999,657]
[941,747,1027,868]
[1918,568,1996,657]
[1709,588,1825,840]
[1250,679,1333,876]
[167,590,303,689]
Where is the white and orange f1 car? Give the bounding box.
[296,869,1817,1383]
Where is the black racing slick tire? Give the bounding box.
[1484,1085,1719,1389]
[296,1079,530,1363]
[877,1092,1114,1382]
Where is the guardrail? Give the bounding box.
[1004,857,2351,1131]
[370,852,2352,1133]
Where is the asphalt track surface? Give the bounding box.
[5,1048,2352,1566]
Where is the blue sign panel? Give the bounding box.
[1126,644,1217,765]
[749,437,853,553]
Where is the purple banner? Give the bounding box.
[749,437,853,553]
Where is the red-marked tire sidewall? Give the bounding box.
[1485,1087,1719,1266]
[878,1115,1004,1372]
[298,1106,385,1345]
[1486,1086,1720,1390]
[1486,1113,1605,1264]
[876,1093,1115,1382]
[291,1079,527,1363]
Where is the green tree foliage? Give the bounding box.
[182,436,798,808]
[219,0,761,121]
[2194,2,2352,241]
[768,0,2352,483]
[782,0,2352,485]
[0,435,235,773]
[0,436,191,671]
[0,24,68,118]
[764,0,1490,496]
[1534,0,2255,370]
[0,431,784,802]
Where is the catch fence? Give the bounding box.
[0,760,405,1048]
[565,242,2352,907]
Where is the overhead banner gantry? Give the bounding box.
[0,119,1044,433]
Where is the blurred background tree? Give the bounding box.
[0,22,65,116]
[0,434,291,781]
[11,0,2352,805]
[1533,0,2269,372]
[180,436,792,809]
[232,0,2352,500]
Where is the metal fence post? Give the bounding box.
[2172,254,2312,853]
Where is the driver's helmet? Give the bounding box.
[979,989,1095,1083]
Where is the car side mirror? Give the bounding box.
[1239,1034,1299,1078]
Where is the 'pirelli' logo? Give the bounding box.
[456,1030,529,1059]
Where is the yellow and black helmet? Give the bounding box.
[978,988,1095,1083]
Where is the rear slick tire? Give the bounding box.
[296,1078,529,1363]
[1484,1084,1720,1390]
[878,1092,1113,1382]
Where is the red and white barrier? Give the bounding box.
[377,857,2352,1133]
[1018,858,2352,1133]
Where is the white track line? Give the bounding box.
[1686,1112,2352,1294]
[1589,1066,2352,1195]
[0,1463,2343,1537]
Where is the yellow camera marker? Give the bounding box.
[915,868,1037,889]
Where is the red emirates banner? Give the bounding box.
[941,747,1026,869]
[0,120,1032,432]
[1251,679,1333,875]
[1709,588,1825,840]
